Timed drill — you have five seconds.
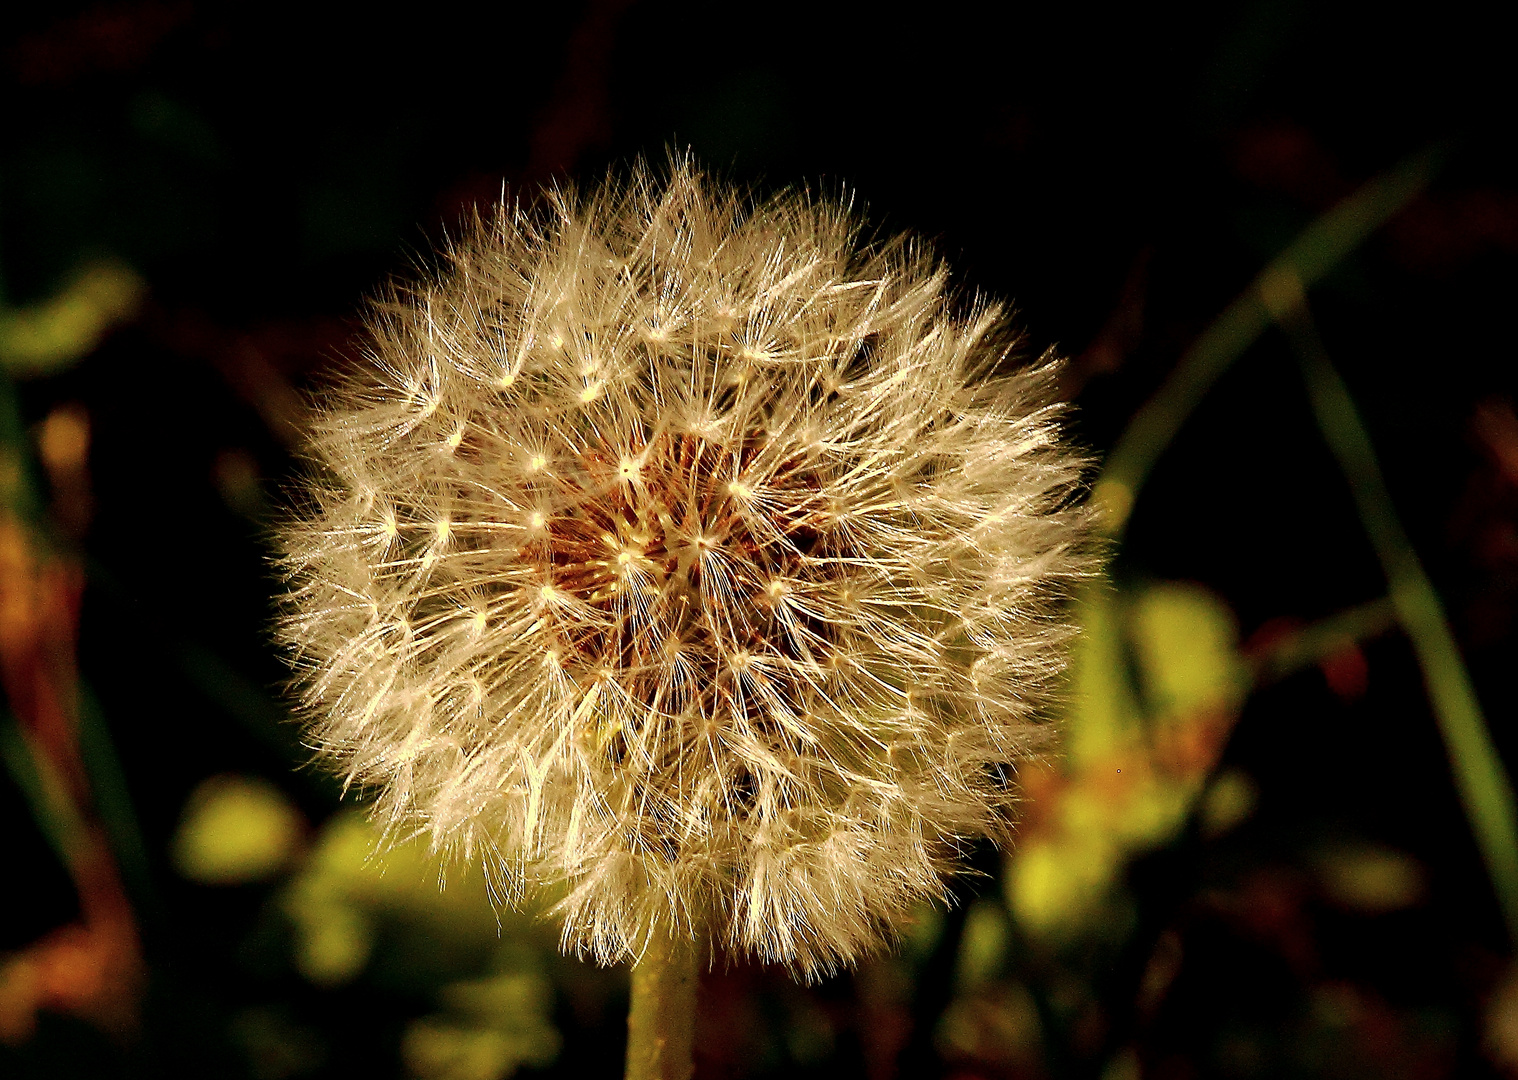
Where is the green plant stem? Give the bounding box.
[1267,273,1518,945]
[625,931,698,1080]
[1,712,89,869]
[78,683,155,908]
[1095,144,1442,540]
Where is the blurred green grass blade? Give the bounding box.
[177,642,299,752]
[176,640,342,801]
[1270,279,1518,945]
[1,712,88,872]
[1095,143,1444,540]
[78,682,155,908]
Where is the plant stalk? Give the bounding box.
[1265,270,1518,945]
[625,931,698,1080]
[1094,143,1442,540]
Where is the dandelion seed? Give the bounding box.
[276,157,1095,977]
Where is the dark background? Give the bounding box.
[1,2,1516,1078]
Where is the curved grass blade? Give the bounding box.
[1095,144,1444,540]
[1267,273,1518,945]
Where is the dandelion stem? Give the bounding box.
[1095,143,1443,539]
[625,931,698,1080]
[1266,271,1518,945]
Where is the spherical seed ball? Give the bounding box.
[277,159,1095,976]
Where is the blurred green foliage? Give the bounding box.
[173,775,302,886]
[1008,581,1248,943]
[0,260,144,375]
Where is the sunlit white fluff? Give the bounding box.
[277,159,1094,976]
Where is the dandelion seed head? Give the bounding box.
[277,158,1095,976]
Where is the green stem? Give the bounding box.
[78,683,155,909]
[1,711,90,870]
[1267,273,1518,945]
[625,931,699,1080]
[1095,144,1443,540]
